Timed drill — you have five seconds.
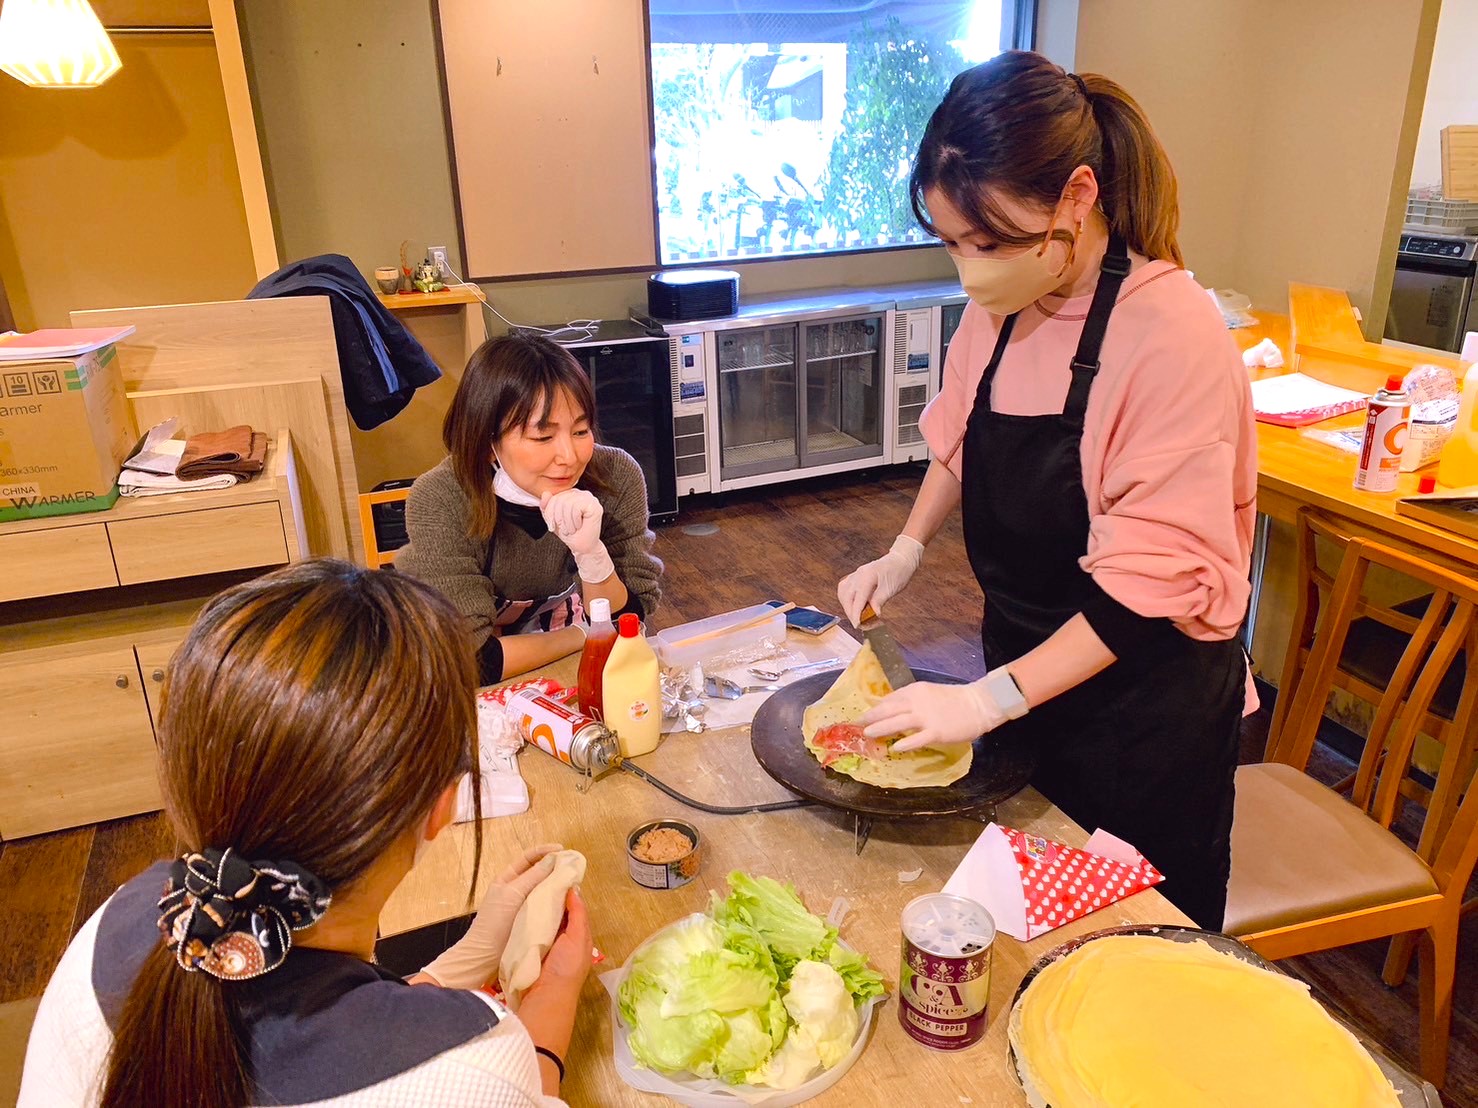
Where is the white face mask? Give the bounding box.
[491,451,542,507]
[949,202,1078,315]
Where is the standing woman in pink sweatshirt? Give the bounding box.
[838,51,1256,929]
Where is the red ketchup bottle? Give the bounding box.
[577,598,618,719]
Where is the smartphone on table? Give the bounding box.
[764,599,841,636]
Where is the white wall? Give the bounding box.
[1075,0,1437,331]
[1411,0,1478,189]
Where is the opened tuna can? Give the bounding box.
[626,819,703,890]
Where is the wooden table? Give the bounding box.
[382,654,1190,1106]
[1238,291,1478,571]
[1230,288,1478,678]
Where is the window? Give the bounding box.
[648,1,1033,265]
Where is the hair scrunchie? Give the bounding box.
[1070,72,1090,99]
[158,848,331,980]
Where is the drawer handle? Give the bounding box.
[152,668,165,682]
[116,675,130,689]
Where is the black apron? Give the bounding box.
[960,234,1243,929]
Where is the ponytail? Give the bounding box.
[910,50,1183,266]
[103,952,249,1108]
[98,561,484,1108]
[1079,74,1183,267]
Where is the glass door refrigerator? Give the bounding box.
[714,311,884,485]
[525,321,679,524]
[801,314,884,466]
[714,323,799,480]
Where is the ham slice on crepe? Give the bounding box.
[801,643,972,789]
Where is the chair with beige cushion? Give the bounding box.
[1226,533,1478,1087]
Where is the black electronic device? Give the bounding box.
[646,269,740,322]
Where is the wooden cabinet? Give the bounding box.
[111,501,289,584]
[0,433,306,839]
[0,525,118,602]
[0,643,160,839]
[134,630,187,728]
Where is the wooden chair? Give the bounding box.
[1226,534,1478,1086]
[1270,509,1465,808]
[358,486,412,568]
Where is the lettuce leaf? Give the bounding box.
[658,949,777,1018]
[712,871,832,965]
[618,872,886,1088]
[620,972,727,1074]
[826,943,886,1001]
[715,1010,774,1083]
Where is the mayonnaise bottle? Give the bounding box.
[601,613,661,756]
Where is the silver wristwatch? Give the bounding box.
[984,668,1029,720]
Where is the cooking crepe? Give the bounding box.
[801,643,972,789]
[1009,935,1400,1108]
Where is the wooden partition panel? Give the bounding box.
[436,0,657,278]
[71,298,362,561]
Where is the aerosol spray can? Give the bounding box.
[1355,375,1410,493]
[507,688,619,779]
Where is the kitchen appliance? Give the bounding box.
[519,321,678,524]
[646,268,740,321]
[889,281,965,464]
[749,668,1035,850]
[713,306,886,484]
[635,281,970,502]
[941,299,967,378]
[1384,229,1478,352]
[654,318,716,498]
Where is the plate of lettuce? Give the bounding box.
[603,871,887,1105]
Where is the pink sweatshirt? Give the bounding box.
[919,258,1258,644]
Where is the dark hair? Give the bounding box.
[443,332,605,539]
[910,50,1183,266]
[100,560,483,1108]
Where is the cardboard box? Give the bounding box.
[0,345,137,521]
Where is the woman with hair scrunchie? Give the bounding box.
[18,561,588,1107]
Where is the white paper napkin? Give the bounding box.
[454,693,529,821]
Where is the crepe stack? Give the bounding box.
[800,643,972,789]
[1009,934,1401,1107]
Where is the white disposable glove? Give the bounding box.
[540,489,614,583]
[837,535,925,627]
[421,842,563,989]
[860,679,1009,752]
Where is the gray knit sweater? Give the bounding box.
[396,446,662,674]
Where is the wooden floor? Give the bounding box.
[2,466,1475,1103]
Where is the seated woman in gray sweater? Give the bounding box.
[397,333,662,683]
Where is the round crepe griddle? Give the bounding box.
[750,668,1035,820]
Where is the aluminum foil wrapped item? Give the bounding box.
[660,666,707,733]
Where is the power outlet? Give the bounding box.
[428,246,451,279]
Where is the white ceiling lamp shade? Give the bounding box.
[0,0,122,89]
